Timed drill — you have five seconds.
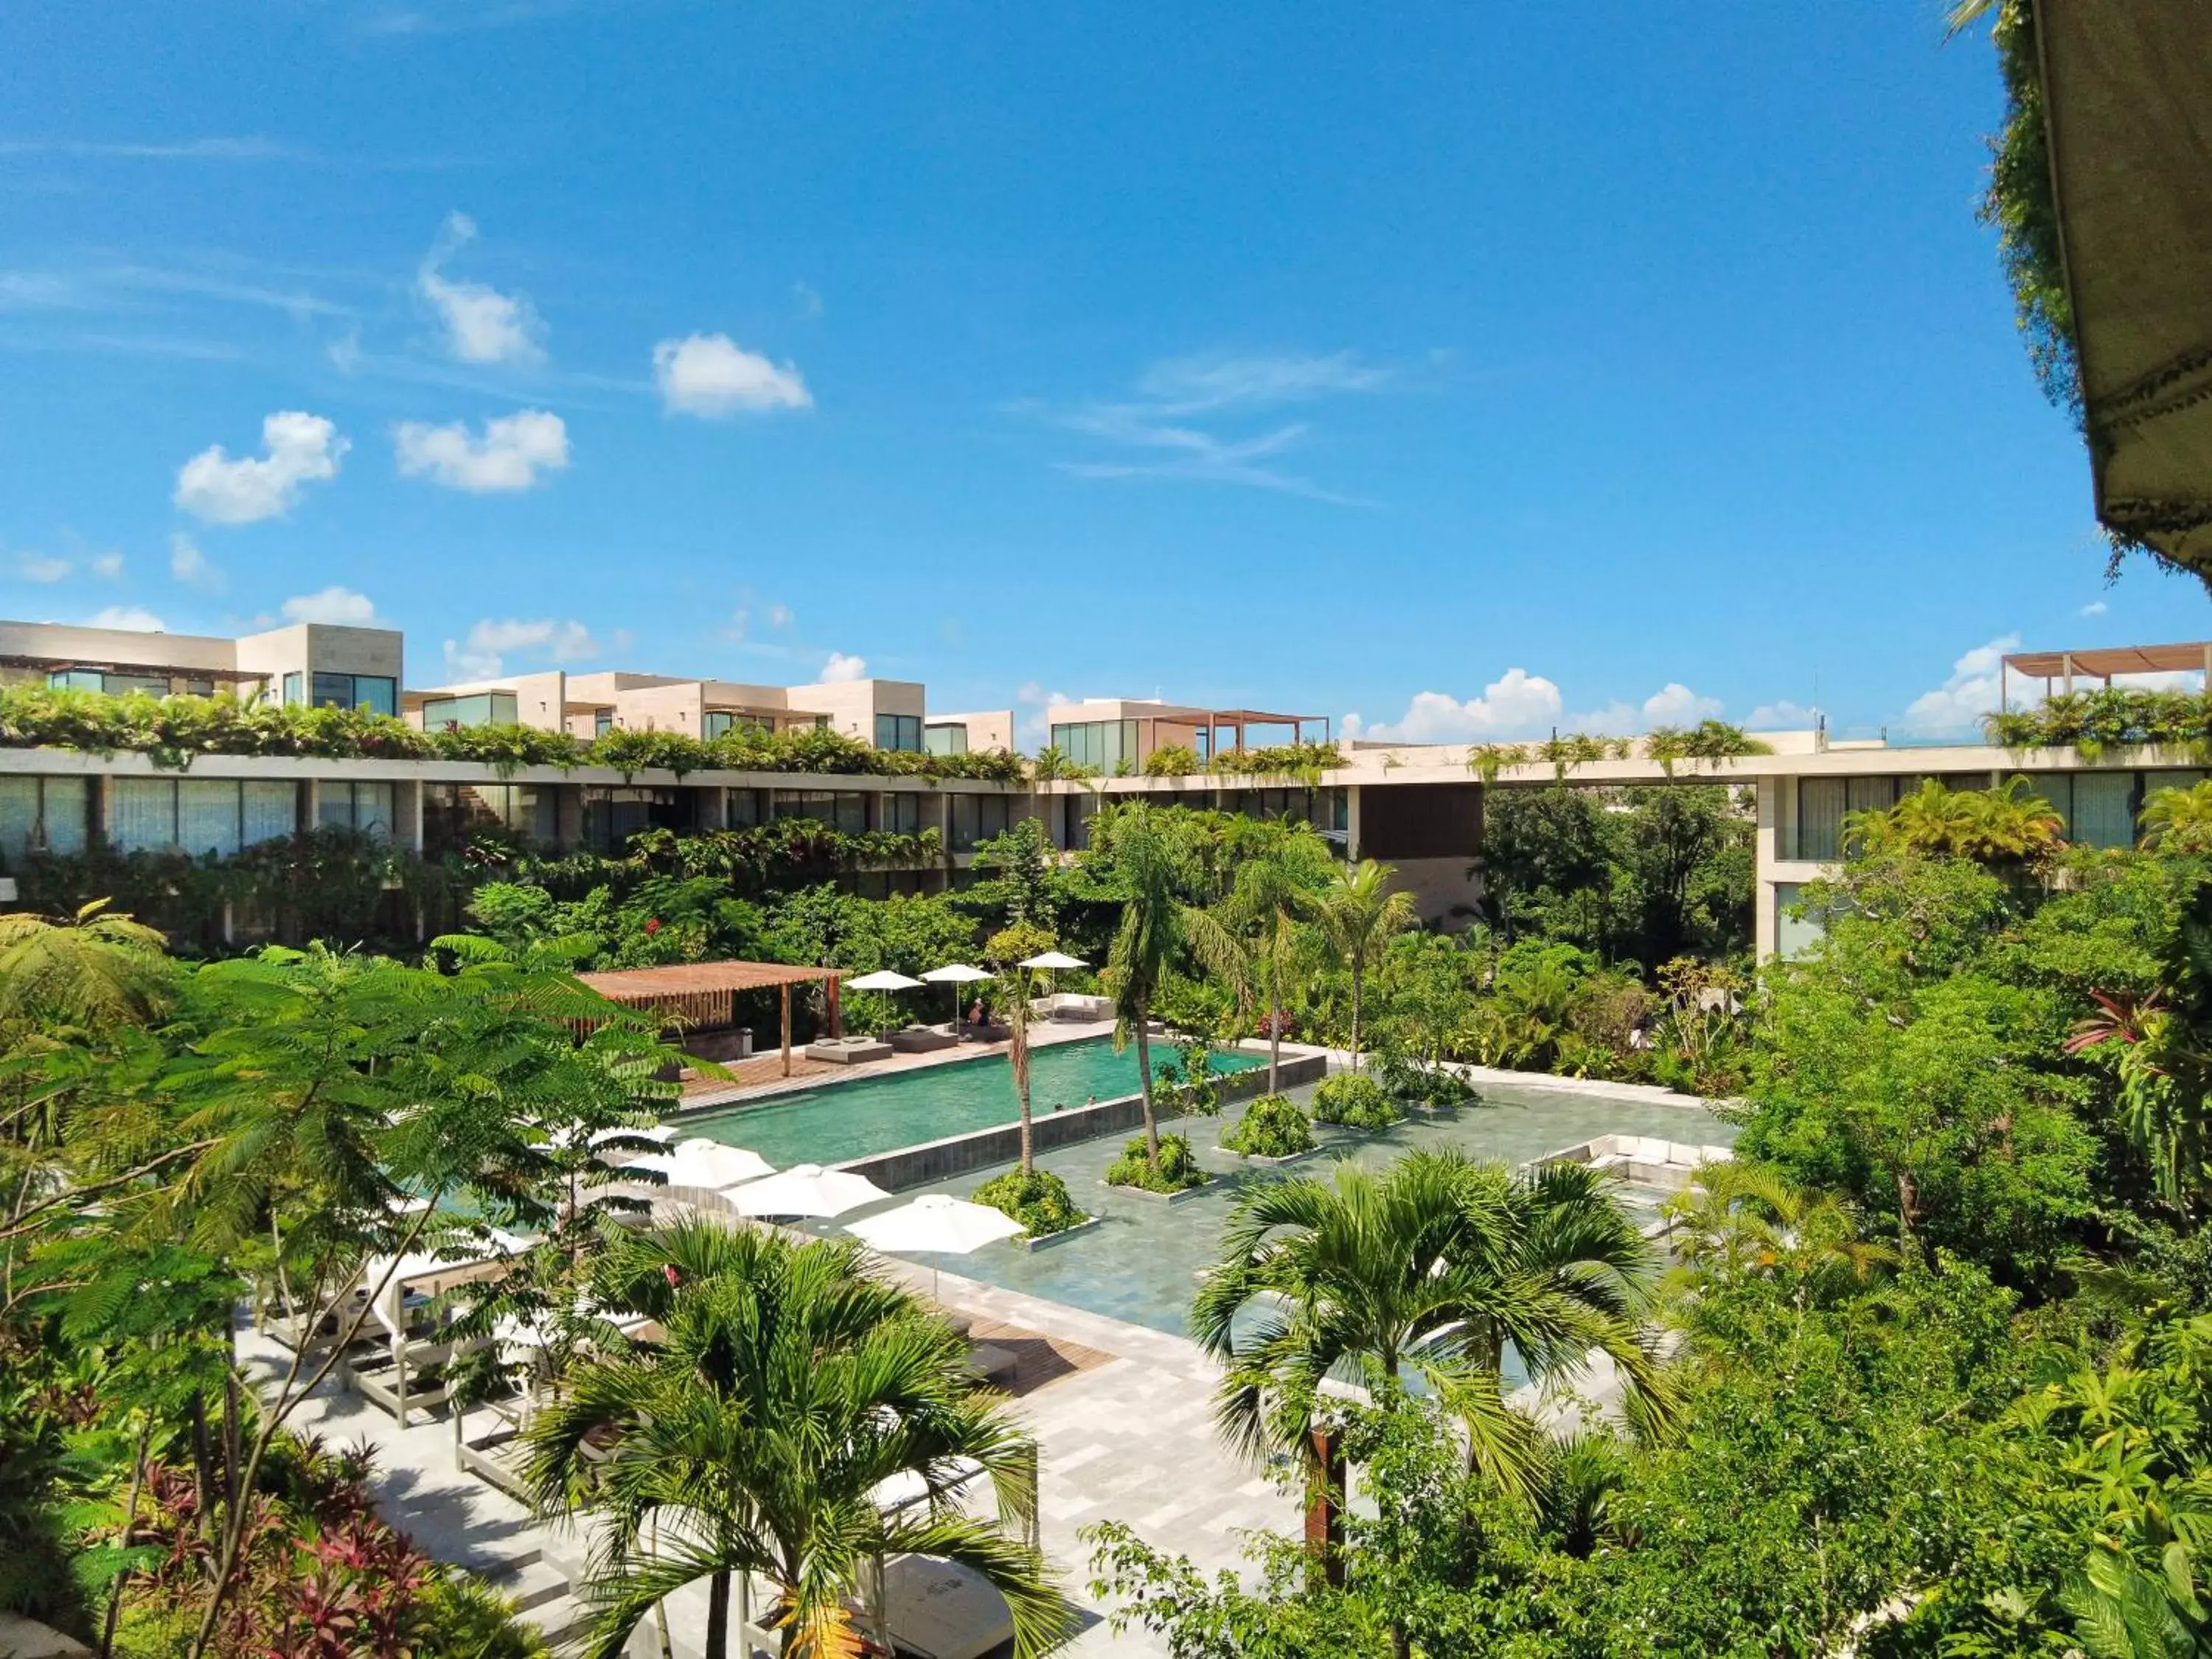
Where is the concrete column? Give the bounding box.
[1754,777,1781,961]
[1344,785,1363,861]
[554,784,585,852]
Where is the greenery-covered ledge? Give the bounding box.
[1467,720,1773,784]
[0,683,1029,781]
[1983,689,2212,762]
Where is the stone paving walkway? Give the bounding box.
[241,1247,1290,1659]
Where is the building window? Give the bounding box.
[0,776,89,860]
[873,713,922,753]
[2072,773,2136,850]
[1774,882,1832,959]
[306,673,397,716]
[593,709,614,737]
[107,779,298,857]
[317,781,395,838]
[1048,719,1140,772]
[47,669,174,698]
[580,785,698,855]
[882,792,922,835]
[1794,779,1848,862]
[1061,791,1098,851]
[923,723,969,757]
[706,712,776,740]
[726,788,766,827]
[949,793,1011,852]
[773,790,869,834]
[421,692,519,730]
[282,672,304,706]
[423,782,555,852]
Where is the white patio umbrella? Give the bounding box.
[846,1193,1024,1299]
[846,969,926,992]
[1016,950,1087,971]
[845,968,926,1029]
[725,1162,888,1219]
[633,1138,775,1197]
[922,962,994,1030]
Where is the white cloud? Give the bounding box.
[173,410,347,524]
[1015,681,1076,749]
[13,549,71,582]
[88,549,123,579]
[1900,634,2020,736]
[1747,700,1820,730]
[1360,672,1731,743]
[818,651,867,683]
[1363,668,1566,742]
[1038,351,1389,501]
[2081,599,2108,617]
[792,281,823,319]
[441,616,599,680]
[394,409,569,492]
[416,212,546,366]
[281,586,378,625]
[653,333,812,417]
[84,605,164,632]
[1641,682,1724,726]
[169,532,220,590]
[766,602,793,630]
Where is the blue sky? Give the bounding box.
[3,0,2200,746]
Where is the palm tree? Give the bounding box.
[1220,824,1332,1094]
[528,1222,1068,1659]
[1663,1163,1896,1332]
[987,921,1057,1173]
[1846,776,2064,869]
[1312,860,1416,1072]
[2140,779,2212,855]
[1192,1150,1662,1493]
[1097,803,1242,1172]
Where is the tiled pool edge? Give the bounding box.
[835,1052,1328,1190]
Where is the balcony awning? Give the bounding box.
[2040,1,2212,572]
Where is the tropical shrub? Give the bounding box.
[973,1168,1088,1237]
[1142,742,1200,776]
[1372,1047,1475,1107]
[1220,1093,1315,1158]
[1985,687,2212,760]
[1312,1072,1399,1130]
[1105,1131,1208,1192]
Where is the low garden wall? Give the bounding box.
[838,1051,1327,1190]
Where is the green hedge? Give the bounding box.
[972,1168,1088,1237]
[1220,1093,1315,1159]
[1312,1072,1400,1131]
[0,685,1027,780]
[1104,1131,1208,1192]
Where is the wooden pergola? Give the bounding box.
[2000,641,2212,707]
[578,960,845,1077]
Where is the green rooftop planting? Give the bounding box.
[0,684,1026,779]
[1467,721,1770,783]
[1985,688,2212,762]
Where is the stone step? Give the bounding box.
[521,1590,596,1648]
[485,1555,568,1614]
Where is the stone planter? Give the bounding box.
[1018,1214,1104,1251]
[1222,1145,1318,1167]
[1102,1176,1217,1206]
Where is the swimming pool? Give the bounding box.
[681,1036,1265,1170]
[821,1079,1738,1340]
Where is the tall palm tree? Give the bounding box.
[987,921,1057,1174]
[1192,1150,1662,1493]
[1312,860,1416,1071]
[1220,824,1333,1095]
[528,1222,1068,1659]
[1098,803,1242,1172]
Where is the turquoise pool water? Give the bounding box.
[807,1079,1738,1340]
[681,1037,1264,1169]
